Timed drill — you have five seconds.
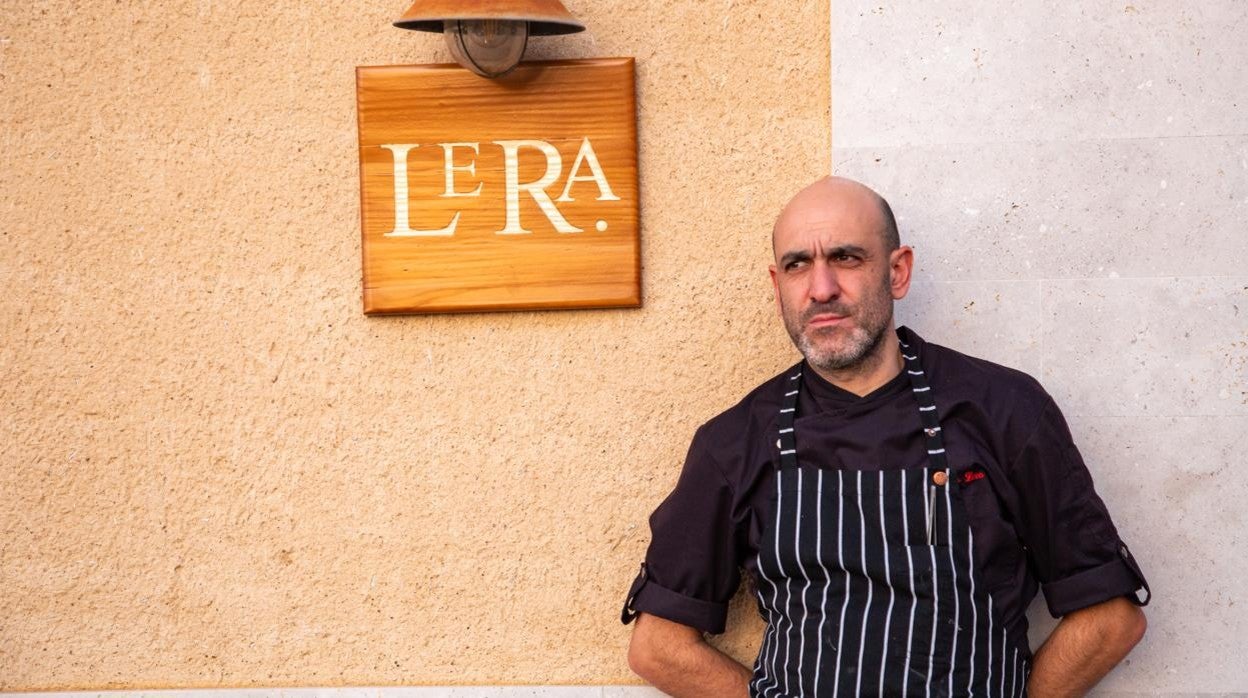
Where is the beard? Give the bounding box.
[781,276,894,373]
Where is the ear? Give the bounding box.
[769,264,783,317]
[889,246,914,300]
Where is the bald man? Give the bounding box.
[620,177,1150,697]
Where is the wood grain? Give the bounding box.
[356,58,640,314]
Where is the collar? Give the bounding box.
[801,326,925,405]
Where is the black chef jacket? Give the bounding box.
[622,326,1149,650]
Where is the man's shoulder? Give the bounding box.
[926,338,1043,390]
[694,362,796,448]
[919,333,1057,427]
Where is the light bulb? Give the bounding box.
[444,19,529,78]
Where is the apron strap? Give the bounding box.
[777,363,802,470]
[775,333,949,473]
[900,337,949,472]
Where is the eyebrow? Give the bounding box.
[778,244,870,268]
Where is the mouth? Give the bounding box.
[806,313,848,329]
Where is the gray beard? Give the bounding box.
[796,317,891,372]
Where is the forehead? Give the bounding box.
[771,190,886,256]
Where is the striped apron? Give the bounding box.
[749,338,1031,697]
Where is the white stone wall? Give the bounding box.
[832,1,1248,693]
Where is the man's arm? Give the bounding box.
[627,611,751,698]
[1027,596,1147,697]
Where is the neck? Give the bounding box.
[809,326,904,397]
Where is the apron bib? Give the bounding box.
[749,336,1031,697]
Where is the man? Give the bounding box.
[620,177,1149,697]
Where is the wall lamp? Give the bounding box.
[394,0,586,78]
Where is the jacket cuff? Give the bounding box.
[619,562,729,634]
[1041,542,1151,617]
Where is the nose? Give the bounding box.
[808,260,841,303]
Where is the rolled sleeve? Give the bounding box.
[1041,541,1150,617]
[620,562,731,634]
[619,426,744,635]
[1008,396,1151,618]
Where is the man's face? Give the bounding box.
[769,187,907,373]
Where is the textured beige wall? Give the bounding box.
[0,0,828,690]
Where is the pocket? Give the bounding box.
[956,466,1026,596]
[911,467,954,548]
[888,544,937,598]
[846,465,948,549]
[879,547,951,683]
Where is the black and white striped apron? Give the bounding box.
[749,338,1031,697]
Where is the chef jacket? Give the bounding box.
[621,326,1149,648]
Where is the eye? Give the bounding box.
[785,259,808,272]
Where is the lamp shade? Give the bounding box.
[394,0,586,36]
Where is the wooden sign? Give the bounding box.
[355,58,639,314]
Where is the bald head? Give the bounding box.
[771,176,899,255]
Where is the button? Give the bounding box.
[621,563,648,624]
[776,438,782,449]
[932,471,948,486]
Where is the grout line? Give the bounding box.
[1066,412,1248,420]
[1038,278,1046,381]
[911,274,1248,284]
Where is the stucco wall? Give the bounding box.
[0,0,828,690]
[832,1,1248,692]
